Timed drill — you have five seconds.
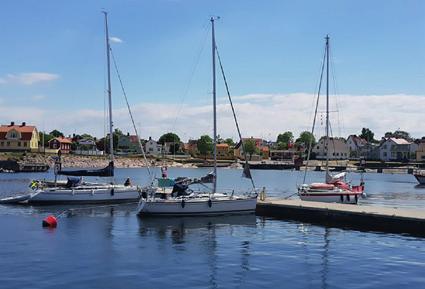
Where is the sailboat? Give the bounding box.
[137,17,258,216]
[22,12,142,204]
[297,35,365,204]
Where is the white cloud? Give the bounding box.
[109,36,123,44]
[0,72,59,85]
[1,92,424,141]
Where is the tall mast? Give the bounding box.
[103,12,114,172]
[325,35,330,176]
[211,17,217,194]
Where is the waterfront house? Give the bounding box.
[74,138,104,156]
[117,133,141,154]
[378,137,417,161]
[216,143,233,160]
[347,135,367,158]
[234,137,269,161]
[416,138,425,161]
[145,137,162,156]
[183,139,199,157]
[312,136,349,160]
[48,137,72,154]
[0,122,39,152]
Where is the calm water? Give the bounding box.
[0,168,424,289]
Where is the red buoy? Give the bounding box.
[42,215,58,228]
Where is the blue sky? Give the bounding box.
[0,0,424,140]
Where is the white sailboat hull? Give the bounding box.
[138,196,257,216]
[27,185,141,204]
[299,191,360,204]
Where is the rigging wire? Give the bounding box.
[215,44,256,190]
[109,47,153,180]
[302,42,327,184]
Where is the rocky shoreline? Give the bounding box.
[0,153,198,169]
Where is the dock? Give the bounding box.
[256,199,425,237]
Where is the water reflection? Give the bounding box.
[138,214,257,289]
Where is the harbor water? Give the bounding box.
[0,168,424,289]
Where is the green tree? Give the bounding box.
[359,128,375,143]
[158,132,181,154]
[295,131,316,148]
[49,129,64,138]
[277,131,294,146]
[277,141,287,150]
[197,135,213,160]
[244,138,259,160]
[224,138,235,146]
[38,132,54,147]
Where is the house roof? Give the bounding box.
[348,135,367,146]
[389,138,411,145]
[216,143,229,148]
[0,124,37,141]
[49,137,73,144]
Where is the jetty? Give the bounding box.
[256,199,425,237]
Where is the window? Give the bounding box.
[23,142,27,147]
[0,142,3,147]
[6,141,10,146]
[18,142,21,147]
[316,146,319,149]
[383,152,387,157]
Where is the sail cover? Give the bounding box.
[58,161,114,177]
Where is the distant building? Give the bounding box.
[74,138,104,156]
[347,135,367,158]
[416,139,425,161]
[0,122,39,152]
[313,137,349,160]
[183,139,199,157]
[117,133,141,154]
[48,137,73,154]
[270,150,295,161]
[378,137,417,161]
[145,137,162,156]
[234,137,269,160]
[216,143,233,160]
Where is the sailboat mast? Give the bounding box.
[325,35,330,176]
[211,17,217,194]
[103,12,115,170]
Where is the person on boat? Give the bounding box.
[124,178,132,186]
[161,166,168,178]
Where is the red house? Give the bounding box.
[48,137,73,154]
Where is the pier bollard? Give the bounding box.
[259,187,266,201]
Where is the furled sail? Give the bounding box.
[58,161,114,177]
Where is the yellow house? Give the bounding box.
[0,122,39,152]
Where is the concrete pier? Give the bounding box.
[256,199,425,237]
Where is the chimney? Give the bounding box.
[21,122,26,127]
[10,121,15,126]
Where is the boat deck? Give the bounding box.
[256,199,425,237]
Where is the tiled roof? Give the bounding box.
[50,137,73,144]
[0,124,37,141]
[390,138,411,145]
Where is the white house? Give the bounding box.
[346,135,367,157]
[379,138,417,161]
[312,137,349,160]
[145,137,162,156]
